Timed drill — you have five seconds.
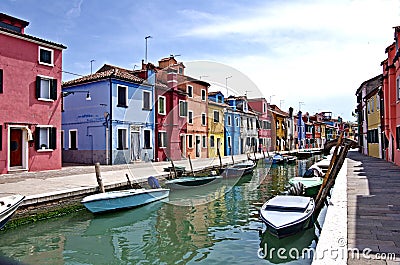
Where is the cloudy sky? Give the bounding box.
[3,0,399,120]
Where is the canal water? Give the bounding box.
[0,156,324,265]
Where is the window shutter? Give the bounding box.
[0,69,3,94]
[35,128,40,150]
[50,127,57,149]
[50,79,57,100]
[36,76,41,99]
[0,125,2,151]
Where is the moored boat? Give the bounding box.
[0,194,25,229]
[229,160,256,175]
[165,175,222,190]
[259,195,315,238]
[81,177,169,213]
[288,177,323,197]
[271,154,284,164]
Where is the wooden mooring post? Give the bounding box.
[217,148,223,170]
[188,154,195,177]
[169,158,178,179]
[94,162,105,193]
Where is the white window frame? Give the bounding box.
[227,115,232,126]
[188,110,194,124]
[201,112,206,126]
[117,85,128,107]
[143,129,152,149]
[37,125,53,151]
[38,46,54,66]
[142,90,152,110]
[37,75,54,101]
[158,131,167,148]
[187,85,193,98]
[117,128,128,150]
[201,89,206,101]
[213,110,219,123]
[69,129,78,150]
[158,96,166,115]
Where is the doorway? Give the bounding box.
[130,131,140,161]
[10,128,23,167]
[195,135,201,158]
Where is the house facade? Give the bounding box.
[0,13,66,174]
[248,98,272,152]
[207,94,226,158]
[224,95,241,156]
[382,30,400,165]
[297,111,306,149]
[62,64,154,165]
[270,105,287,151]
[366,82,382,158]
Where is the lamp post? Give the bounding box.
[145,36,152,63]
[225,76,232,97]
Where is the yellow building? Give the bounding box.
[208,100,225,158]
[366,91,381,158]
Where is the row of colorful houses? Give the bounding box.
[0,13,347,174]
[356,25,400,166]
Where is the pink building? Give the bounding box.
[0,13,66,174]
[248,98,272,152]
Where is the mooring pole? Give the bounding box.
[188,154,195,177]
[217,147,222,170]
[170,158,178,179]
[95,162,105,193]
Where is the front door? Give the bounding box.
[130,132,140,161]
[180,134,186,158]
[10,129,22,167]
[216,137,221,155]
[195,136,201,158]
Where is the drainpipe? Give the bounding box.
[108,77,113,165]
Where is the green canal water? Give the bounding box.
[0,157,325,265]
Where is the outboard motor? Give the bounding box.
[148,176,161,189]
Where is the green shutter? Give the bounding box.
[50,79,57,100]
[0,69,3,94]
[35,128,40,150]
[50,127,57,149]
[36,76,41,99]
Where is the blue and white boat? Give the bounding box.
[81,177,169,214]
[0,194,25,229]
[272,154,284,164]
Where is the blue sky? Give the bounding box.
[2,0,399,121]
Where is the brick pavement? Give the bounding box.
[347,150,400,264]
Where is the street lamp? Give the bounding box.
[225,76,232,97]
[145,36,152,63]
[90,59,95,74]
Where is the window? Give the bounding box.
[202,136,207,148]
[38,47,53,66]
[397,76,400,100]
[213,110,219,123]
[0,69,3,94]
[179,100,188,117]
[144,129,151,149]
[158,131,167,148]
[236,117,239,127]
[263,103,266,113]
[36,76,57,100]
[201,113,206,126]
[397,126,400,149]
[35,126,56,150]
[188,111,193,124]
[143,91,151,110]
[117,85,128,107]
[187,134,193,148]
[210,135,215,148]
[371,98,374,113]
[276,121,280,129]
[117,128,128,150]
[158,96,166,115]
[61,130,64,150]
[69,129,77,150]
[367,129,379,144]
[377,95,380,111]
[179,68,183,74]
[247,118,250,130]
[227,116,232,126]
[201,89,206,101]
[187,85,193,98]
[227,136,231,148]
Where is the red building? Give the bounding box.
[0,13,66,174]
[248,98,272,152]
[381,27,400,166]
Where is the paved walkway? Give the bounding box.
[347,150,400,264]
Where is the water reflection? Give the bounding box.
[0,157,320,265]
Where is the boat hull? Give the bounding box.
[288,177,323,197]
[259,196,315,239]
[0,194,25,229]
[165,176,222,190]
[81,189,170,213]
[230,161,256,175]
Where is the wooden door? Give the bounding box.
[10,129,22,167]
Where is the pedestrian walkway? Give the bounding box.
[347,150,400,264]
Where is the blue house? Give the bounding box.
[62,64,155,165]
[224,95,242,156]
[297,111,306,149]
